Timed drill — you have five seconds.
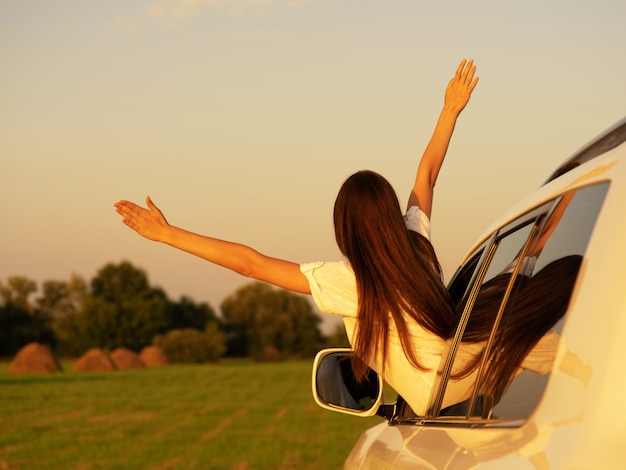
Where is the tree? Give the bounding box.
[37,274,87,319]
[324,323,350,348]
[0,276,54,357]
[165,295,220,332]
[220,282,323,358]
[36,274,88,357]
[77,261,167,352]
[0,276,37,313]
[0,302,55,357]
[153,323,225,363]
[91,261,151,302]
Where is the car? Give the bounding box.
[311,117,626,469]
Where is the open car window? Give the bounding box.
[428,182,609,423]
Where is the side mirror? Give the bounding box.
[312,348,385,417]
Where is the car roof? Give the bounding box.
[543,116,626,184]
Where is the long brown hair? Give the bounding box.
[333,170,457,380]
[462,254,583,406]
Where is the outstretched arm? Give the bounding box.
[114,197,312,295]
[407,59,479,218]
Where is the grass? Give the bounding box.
[0,360,382,470]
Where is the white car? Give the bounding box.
[312,117,626,469]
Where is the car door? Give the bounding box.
[387,182,609,467]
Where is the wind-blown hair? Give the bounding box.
[333,170,457,379]
[333,171,583,409]
[464,254,583,406]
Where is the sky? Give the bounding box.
[2,0,625,332]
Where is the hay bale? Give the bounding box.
[139,345,169,367]
[110,347,145,370]
[72,348,116,372]
[9,343,62,374]
[254,346,283,362]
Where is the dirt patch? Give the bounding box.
[198,408,249,444]
[9,342,62,374]
[151,456,183,470]
[87,410,154,424]
[229,463,249,470]
[265,407,289,436]
[139,345,169,367]
[110,347,145,370]
[72,348,116,372]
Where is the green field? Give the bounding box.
[0,360,382,469]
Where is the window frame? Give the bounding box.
[391,182,609,427]
[425,204,551,422]
[392,205,552,425]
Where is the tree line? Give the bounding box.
[0,261,348,362]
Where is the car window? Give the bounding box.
[447,248,484,307]
[434,183,609,423]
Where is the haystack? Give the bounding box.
[254,346,283,362]
[9,343,62,374]
[139,345,169,367]
[110,347,145,370]
[72,348,116,371]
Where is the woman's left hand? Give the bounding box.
[444,59,479,115]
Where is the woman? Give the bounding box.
[115,59,479,415]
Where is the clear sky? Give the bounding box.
[2,0,625,330]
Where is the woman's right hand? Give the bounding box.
[114,196,170,242]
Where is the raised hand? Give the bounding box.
[444,59,479,115]
[114,196,170,242]
[407,59,479,216]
